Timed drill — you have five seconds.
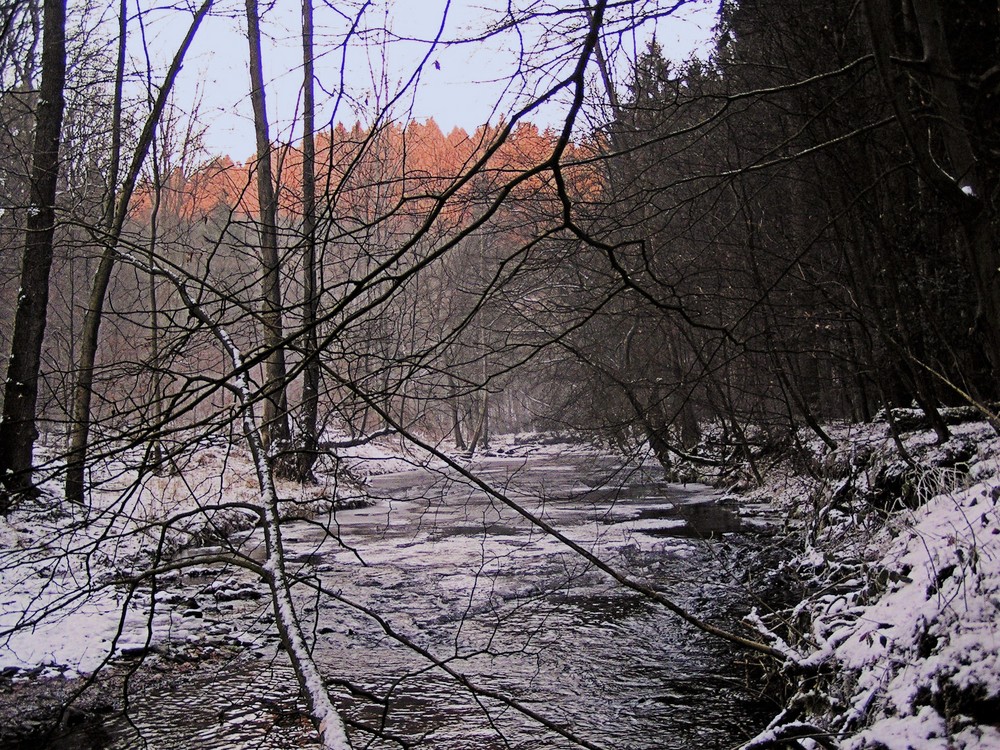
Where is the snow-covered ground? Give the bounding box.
[0,432,420,678]
[741,418,1000,750]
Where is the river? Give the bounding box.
[85,445,776,749]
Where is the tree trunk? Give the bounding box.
[0,0,67,505]
[145,138,164,471]
[448,373,466,450]
[295,0,320,482]
[908,0,1000,382]
[864,0,1000,379]
[153,259,352,749]
[64,0,212,504]
[246,0,292,471]
[468,392,489,453]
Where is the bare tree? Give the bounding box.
[244,0,293,471]
[295,0,320,481]
[64,0,213,504]
[0,0,65,504]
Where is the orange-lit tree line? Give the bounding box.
[115,118,601,465]
[133,119,596,232]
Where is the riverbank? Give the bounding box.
[0,432,421,747]
[729,416,1000,749]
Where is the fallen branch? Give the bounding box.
[115,249,353,749]
[739,720,838,750]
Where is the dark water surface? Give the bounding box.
[98,448,775,749]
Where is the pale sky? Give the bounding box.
[139,0,717,161]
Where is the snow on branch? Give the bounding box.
[111,249,352,749]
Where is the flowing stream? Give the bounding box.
[86,446,775,749]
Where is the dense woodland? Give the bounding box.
[2,0,998,503]
[0,0,998,746]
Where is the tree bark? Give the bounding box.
[295,0,320,482]
[0,0,67,504]
[448,373,466,450]
[145,137,164,471]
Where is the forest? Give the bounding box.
[1,0,999,748]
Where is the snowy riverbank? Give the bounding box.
[738,417,1000,750]
[0,432,423,677]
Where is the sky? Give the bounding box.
[139,0,718,161]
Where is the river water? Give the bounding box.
[95,446,775,749]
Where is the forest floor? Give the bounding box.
[1,421,998,749]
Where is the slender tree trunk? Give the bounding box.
[102,0,127,229]
[622,386,673,474]
[149,258,351,749]
[64,0,212,504]
[0,0,67,505]
[448,373,466,450]
[246,0,292,471]
[146,141,164,471]
[470,239,490,451]
[468,394,487,453]
[295,0,320,482]
[666,336,701,450]
[480,391,490,448]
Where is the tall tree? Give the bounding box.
[0,0,66,505]
[64,0,213,505]
[246,0,292,469]
[863,0,1000,384]
[295,0,320,481]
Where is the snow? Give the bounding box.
[5,414,999,749]
[741,419,1000,750]
[0,433,408,677]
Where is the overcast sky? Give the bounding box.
[141,0,717,160]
